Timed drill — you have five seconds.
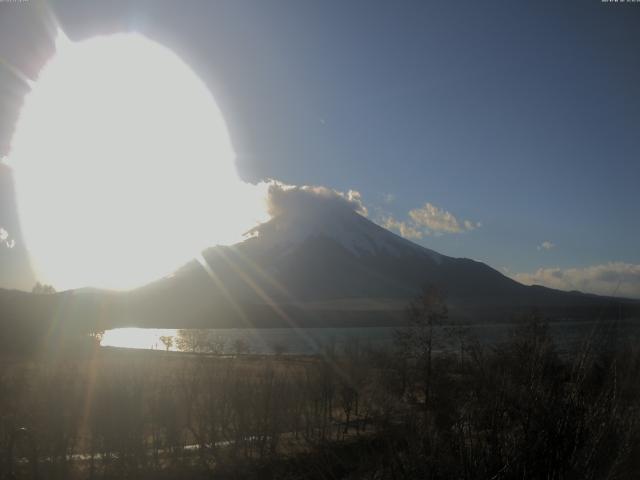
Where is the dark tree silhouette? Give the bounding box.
[31,282,56,295]
[395,285,448,406]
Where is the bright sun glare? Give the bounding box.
[8,32,266,291]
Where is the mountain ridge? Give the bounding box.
[1,206,638,332]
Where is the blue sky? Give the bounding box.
[1,0,639,296]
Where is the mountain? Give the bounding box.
[1,200,638,332]
[121,202,638,328]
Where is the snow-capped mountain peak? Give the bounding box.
[245,207,443,262]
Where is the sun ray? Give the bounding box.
[217,246,364,388]
[214,247,326,355]
[227,245,308,308]
[195,252,251,328]
[0,57,35,89]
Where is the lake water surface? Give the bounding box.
[101,320,639,355]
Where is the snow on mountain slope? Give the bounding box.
[245,201,443,263]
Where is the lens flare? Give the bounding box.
[9,32,267,290]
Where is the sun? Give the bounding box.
[8,32,266,291]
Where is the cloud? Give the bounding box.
[408,203,477,234]
[537,241,555,251]
[512,262,640,299]
[381,217,423,240]
[380,202,480,239]
[264,181,368,219]
[383,193,395,204]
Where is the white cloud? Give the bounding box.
[383,193,395,204]
[465,220,482,231]
[264,181,368,219]
[381,202,480,239]
[537,241,555,251]
[258,184,477,244]
[512,262,640,299]
[408,202,477,234]
[382,217,423,240]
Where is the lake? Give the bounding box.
[101,320,638,355]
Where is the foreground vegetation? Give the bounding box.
[1,292,639,479]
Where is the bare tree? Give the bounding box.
[395,286,448,407]
[159,335,174,352]
[176,329,209,353]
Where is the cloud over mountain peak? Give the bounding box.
[264,182,368,219]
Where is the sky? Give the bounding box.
[0,0,639,297]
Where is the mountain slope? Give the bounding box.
[122,205,637,327]
[1,202,638,331]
